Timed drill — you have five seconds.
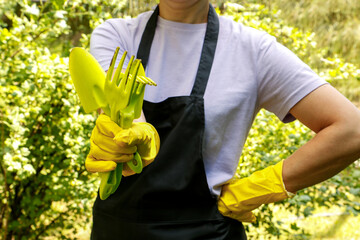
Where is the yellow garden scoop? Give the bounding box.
[68,48,107,113]
[69,47,156,200]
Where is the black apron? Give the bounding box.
[91,5,247,240]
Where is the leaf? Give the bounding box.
[303,206,314,217]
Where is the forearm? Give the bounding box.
[283,121,360,193]
[218,86,360,223]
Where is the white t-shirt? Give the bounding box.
[90,11,327,196]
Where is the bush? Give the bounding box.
[0,0,157,238]
[257,0,360,66]
[1,0,359,239]
[0,1,98,239]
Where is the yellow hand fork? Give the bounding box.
[99,47,156,200]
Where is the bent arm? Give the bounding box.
[284,84,360,193]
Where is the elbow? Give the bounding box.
[341,115,360,159]
[354,124,360,154]
[327,109,360,164]
[350,110,360,147]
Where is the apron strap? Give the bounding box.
[191,4,219,97]
[136,4,219,98]
[136,6,159,69]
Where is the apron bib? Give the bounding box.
[91,5,247,239]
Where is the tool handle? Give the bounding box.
[99,105,143,200]
[98,163,123,200]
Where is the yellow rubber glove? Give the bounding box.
[85,114,160,175]
[114,122,160,176]
[217,160,295,223]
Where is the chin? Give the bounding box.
[161,0,207,6]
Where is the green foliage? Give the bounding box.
[258,0,360,66]
[0,1,99,239]
[0,0,153,57]
[1,0,359,239]
[0,1,156,239]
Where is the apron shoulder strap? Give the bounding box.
[191,5,219,97]
[136,4,219,98]
[136,6,159,69]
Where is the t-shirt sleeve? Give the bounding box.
[90,20,129,72]
[256,34,328,123]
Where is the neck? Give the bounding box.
[159,0,209,24]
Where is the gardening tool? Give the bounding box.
[68,47,108,113]
[99,47,156,200]
[69,47,156,200]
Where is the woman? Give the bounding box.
[86,0,360,239]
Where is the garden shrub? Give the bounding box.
[0,1,359,239]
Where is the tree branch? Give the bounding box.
[35,212,67,239]
[0,158,10,240]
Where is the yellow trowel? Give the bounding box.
[69,48,108,113]
[69,47,156,200]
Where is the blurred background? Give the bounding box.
[1,0,359,239]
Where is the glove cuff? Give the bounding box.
[218,160,296,223]
[274,160,296,198]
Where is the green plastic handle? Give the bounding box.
[98,104,126,199]
[99,163,123,200]
[127,152,143,174]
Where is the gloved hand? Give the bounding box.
[217,160,295,223]
[114,122,160,176]
[85,114,160,175]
